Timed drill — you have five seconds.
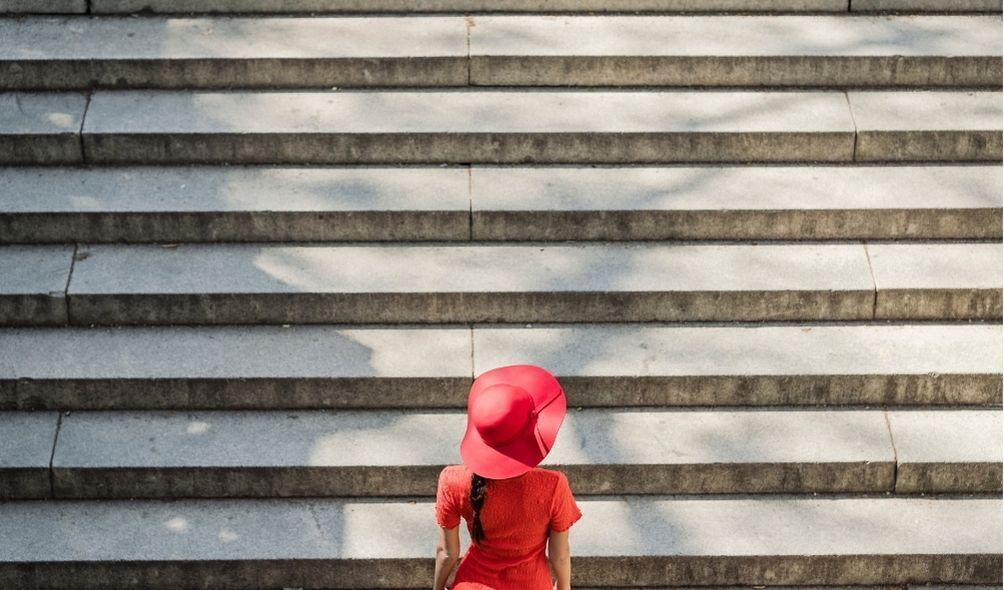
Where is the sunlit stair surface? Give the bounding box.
[0,0,1000,588]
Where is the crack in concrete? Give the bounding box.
[862,241,879,320]
[78,91,93,165]
[882,409,899,493]
[48,412,63,498]
[843,90,860,162]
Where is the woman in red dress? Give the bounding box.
[433,364,582,590]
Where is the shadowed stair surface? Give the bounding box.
[1,324,1000,409]
[0,408,994,498]
[0,496,999,588]
[2,15,1000,89]
[1,165,1000,243]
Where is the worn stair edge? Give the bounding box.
[0,93,86,164]
[851,0,1003,12]
[0,245,74,326]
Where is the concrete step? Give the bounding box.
[7,0,998,14]
[0,245,74,326]
[2,408,997,499]
[46,242,1000,324]
[0,92,85,164]
[3,16,999,89]
[0,495,998,588]
[1,324,1000,410]
[1,165,1000,243]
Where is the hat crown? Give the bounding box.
[471,383,535,446]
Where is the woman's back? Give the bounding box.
[435,464,581,589]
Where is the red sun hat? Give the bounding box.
[460,364,567,479]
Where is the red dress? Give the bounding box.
[435,464,583,590]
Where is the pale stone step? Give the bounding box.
[1,324,999,410]
[887,410,1003,492]
[0,167,472,243]
[60,242,1002,324]
[3,165,1000,243]
[0,496,998,587]
[1,17,469,89]
[850,91,1003,161]
[3,16,999,89]
[0,411,58,499]
[0,92,85,164]
[36,408,1001,499]
[468,15,1002,87]
[0,245,74,326]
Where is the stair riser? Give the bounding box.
[5,374,1001,411]
[4,209,1001,243]
[4,57,1000,90]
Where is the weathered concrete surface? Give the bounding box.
[81,90,857,164]
[0,93,85,164]
[852,0,1002,11]
[0,245,74,326]
[0,411,58,499]
[0,326,473,410]
[887,410,1003,493]
[0,0,85,12]
[64,243,876,324]
[474,324,1003,407]
[50,409,896,498]
[89,0,850,13]
[867,243,1002,320]
[850,91,1003,161]
[3,324,999,410]
[471,165,1003,240]
[0,167,471,242]
[0,17,468,89]
[0,497,998,588]
[470,16,1002,87]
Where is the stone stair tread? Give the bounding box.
[0,496,998,588]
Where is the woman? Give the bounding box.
[433,364,582,590]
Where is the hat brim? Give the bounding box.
[460,365,567,480]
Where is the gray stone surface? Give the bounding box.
[0,92,85,164]
[867,243,1002,320]
[50,409,895,497]
[0,325,472,409]
[0,497,998,587]
[0,0,85,12]
[0,245,74,325]
[0,411,58,499]
[474,324,1003,406]
[0,17,468,89]
[89,0,851,13]
[470,15,1002,87]
[887,410,1003,492]
[471,165,1003,240]
[81,90,857,164]
[4,323,999,410]
[65,243,876,323]
[852,0,1002,10]
[849,91,1003,161]
[0,167,471,242]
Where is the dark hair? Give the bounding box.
[470,473,489,545]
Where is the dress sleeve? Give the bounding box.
[435,467,461,529]
[549,472,583,533]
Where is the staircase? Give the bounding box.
[1,0,1002,588]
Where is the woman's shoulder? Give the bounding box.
[438,464,472,489]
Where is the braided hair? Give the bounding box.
[470,473,489,545]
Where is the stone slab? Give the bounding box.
[0,17,468,89]
[470,165,1003,240]
[90,0,851,13]
[0,326,473,410]
[81,90,857,164]
[4,323,999,410]
[0,497,998,588]
[849,91,1003,161]
[0,0,85,12]
[0,411,58,499]
[50,409,895,497]
[867,243,1002,320]
[852,0,1002,11]
[887,410,1003,492]
[0,167,471,242]
[474,324,1003,407]
[0,245,74,325]
[470,15,1002,87]
[64,243,876,324]
[0,93,85,164]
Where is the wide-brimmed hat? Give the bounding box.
[460,364,567,479]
